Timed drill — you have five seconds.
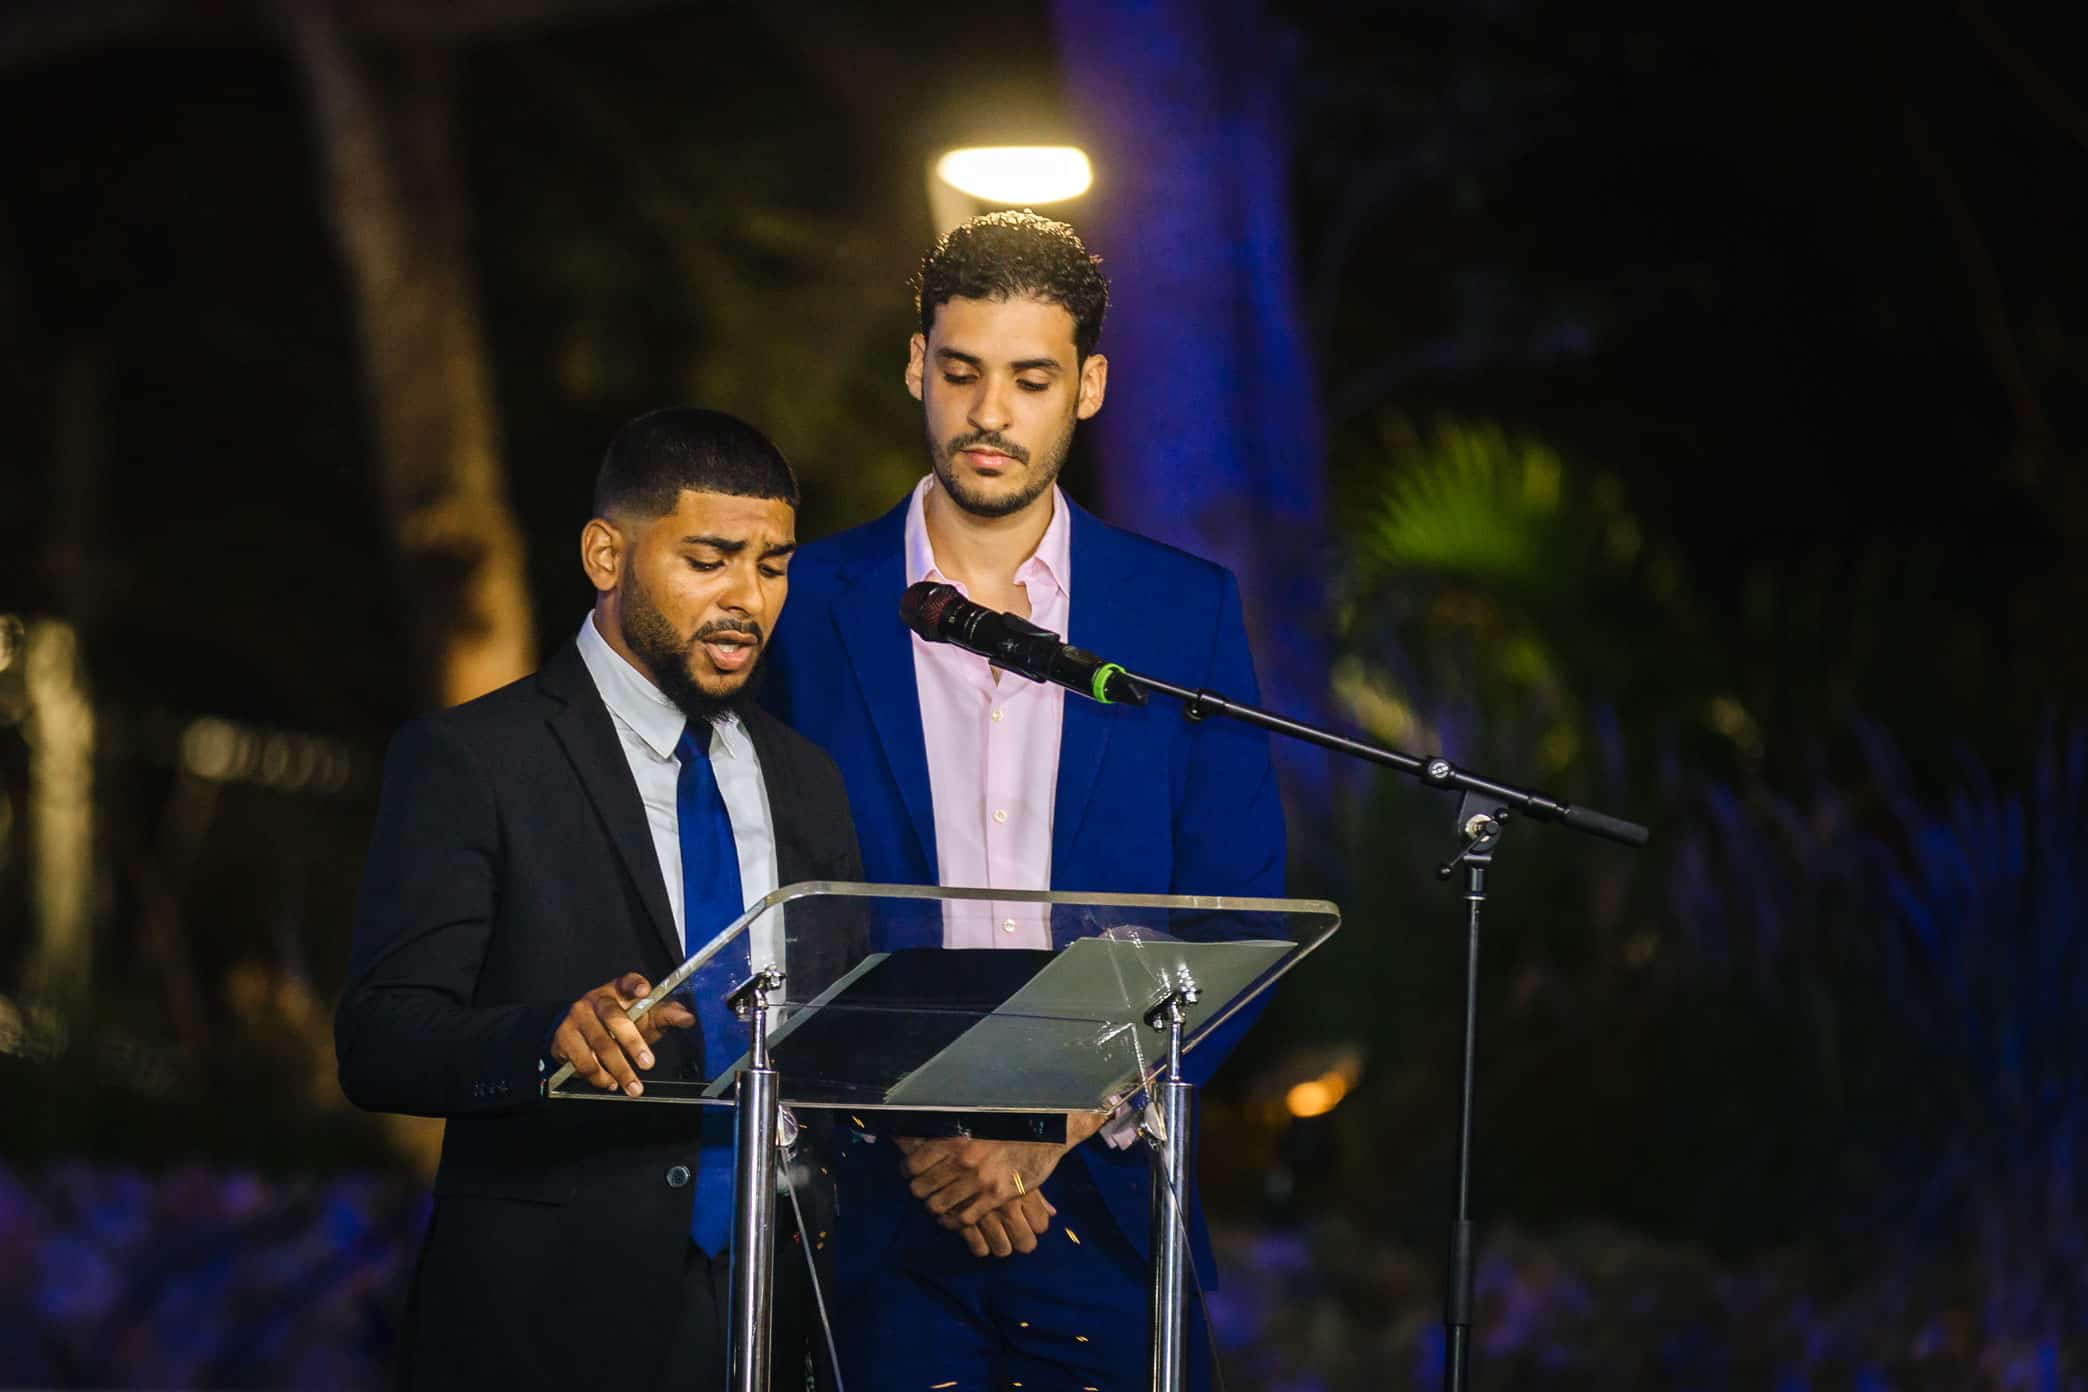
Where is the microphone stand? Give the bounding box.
[1114,666,1648,1392]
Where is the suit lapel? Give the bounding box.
[831,548,939,878]
[541,644,684,965]
[739,707,814,888]
[1054,503,1136,880]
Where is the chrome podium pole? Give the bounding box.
[726,966,784,1392]
[1144,966,1200,1392]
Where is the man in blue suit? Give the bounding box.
[764,211,1284,1389]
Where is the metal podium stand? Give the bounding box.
[542,882,1340,1392]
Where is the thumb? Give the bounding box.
[618,973,652,999]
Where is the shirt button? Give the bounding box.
[993,809,1008,824]
[665,1165,691,1189]
[991,708,1005,722]
[1001,919,1018,934]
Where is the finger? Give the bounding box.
[646,1002,698,1036]
[1016,1190,1052,1237]
[550,1022,613,1091]
[976,1213,1014,1259]
[947,1183,1007,1228]
[617,973,652,1000]
[901,1141,958,1177]
[906,1157,960,1197]
[575,999,643,1096]
[995,1200,1038,1255]
[958,1224,990,1259]
[935,1177,989,1218]
[596,997,656,1072]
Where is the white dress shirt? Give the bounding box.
[575,613,781,977]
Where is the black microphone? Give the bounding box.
[900,582,1148,706]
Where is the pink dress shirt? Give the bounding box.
[905,475,1069,949]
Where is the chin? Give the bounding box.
[690,672,751,701]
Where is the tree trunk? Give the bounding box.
[1051,0,1330,803]
[277,0,534,708]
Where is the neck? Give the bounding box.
[590,602,649,683]
[921,480,1055,593]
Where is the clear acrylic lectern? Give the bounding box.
[542,882,1341,1392]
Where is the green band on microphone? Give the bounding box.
[1091,662,1128,704]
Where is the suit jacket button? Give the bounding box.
[665,1165,691,1189]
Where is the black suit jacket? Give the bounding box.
[337,641,862,1389]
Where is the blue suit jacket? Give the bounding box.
[763,494,1286,1282]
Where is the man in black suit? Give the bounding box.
[338,408,862,1390]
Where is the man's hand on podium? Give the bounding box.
[896,1111,1111,1257]
[549,972,697,1098]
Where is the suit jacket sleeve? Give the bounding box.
[335,718,566,1118]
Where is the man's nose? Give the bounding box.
[717,565,766,622]
[967,377,1013,434]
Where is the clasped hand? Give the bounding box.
[895,1111,1109,1258]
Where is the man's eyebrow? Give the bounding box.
[680,536,797,558]
[933,347,1063,373]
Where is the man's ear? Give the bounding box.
[1075,352,1108,420]
[579,516,625,594]
[905,333,927,402]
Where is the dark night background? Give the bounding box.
[1,1,2084,1387]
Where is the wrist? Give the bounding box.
[1064,1109,1109,1147]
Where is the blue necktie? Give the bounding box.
[677,724,746,1256]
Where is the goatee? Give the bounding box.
[619,573,761,728]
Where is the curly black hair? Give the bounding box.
[914,210,1110,361]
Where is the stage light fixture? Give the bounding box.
[927,146,1093,234]
[935,146,1092,204]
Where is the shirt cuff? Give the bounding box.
[1098,1101,1143,1150]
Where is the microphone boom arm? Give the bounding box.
[1112,669,1648,848]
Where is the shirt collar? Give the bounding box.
[575,613,751,763]
[902,474,1071,600]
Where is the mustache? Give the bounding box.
[946,430,1030,465]
[689,619,765,645]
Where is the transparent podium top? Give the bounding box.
[545,882,1339,1115]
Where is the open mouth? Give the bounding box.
[696,632,760,672]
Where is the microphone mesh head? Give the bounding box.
[899,581,961,639]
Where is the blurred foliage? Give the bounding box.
[1241,418,2083,1373]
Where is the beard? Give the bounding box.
[927,414,1077,519]
[618,567,763,728]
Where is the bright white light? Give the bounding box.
[934,147,1093,206]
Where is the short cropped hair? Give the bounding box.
[914,210,1110,361]
[593,407,799,520]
